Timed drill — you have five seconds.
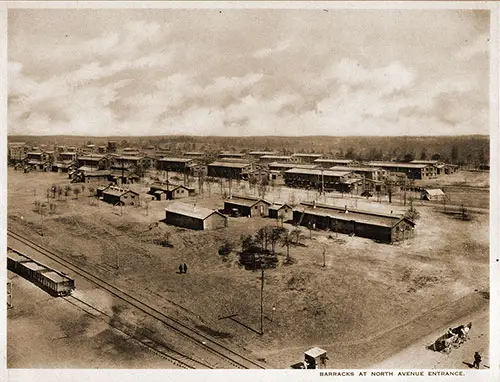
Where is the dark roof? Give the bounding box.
[166,202,226,220]
[296,201,415,228]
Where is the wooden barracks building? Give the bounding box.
[293,201,415,243]
[165,202,227,230]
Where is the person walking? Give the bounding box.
[179,264,183,274]
[473,352,482,369]
[183,263,188,274]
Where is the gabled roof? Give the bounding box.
[314,159,354,164]
[330,166,380,172]
[115,155,144,160]
[166,202,226,220]
[150,183,193,192]
[208,161,252,169]
[269,162,318,169]
[284,168,353,177]
[296,201,415,228]
[249,151,277,155]
[224,195,272,207]
[159,157,193,162]
[78,165,101,172]
[410,160,440,164]
[103,187,139,197]
[78,154,106,161]
[85,170,112,176]
[423,188,445,196]
[367,161,431,169]
[260,155,293,160]
[269,203,293,211]
[291,153,323,157]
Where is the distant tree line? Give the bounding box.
[10,134,489,167]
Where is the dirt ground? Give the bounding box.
[7,270,178,368]
[6,168,490,368]
[371,305,490,369]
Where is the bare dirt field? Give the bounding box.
[7,168,490,368]
[7,270,178,368]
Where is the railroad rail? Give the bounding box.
[7,230,266,369]
[63,295,211,369]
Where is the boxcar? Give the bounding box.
[7,248,75,297]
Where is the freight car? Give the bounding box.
[7,247,75,297]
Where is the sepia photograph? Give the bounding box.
[2,1,498,380]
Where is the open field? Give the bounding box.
[7,270,179,368]
[7,168,490,368]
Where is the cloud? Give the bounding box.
[8,16,488,137]
[328,59,417,96]
[253,39,292,58]
[455,32,489,60]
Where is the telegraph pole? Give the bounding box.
[321,169,324,196]
[260,266,264,335]
[7,281,12,309]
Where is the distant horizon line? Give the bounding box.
[7,134,490,138]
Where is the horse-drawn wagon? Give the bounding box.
[430,322,472,354]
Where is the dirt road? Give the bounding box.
[371,305,490,369]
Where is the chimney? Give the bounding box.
[345,205,348,214]
[313,200,316,208]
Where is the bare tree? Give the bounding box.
[269,227,287,256]
[281,230,293,263]
[64,185,71,200]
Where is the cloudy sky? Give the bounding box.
[8,7,490,136]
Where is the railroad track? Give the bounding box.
[7,230,266,369]
[63,295,211,369]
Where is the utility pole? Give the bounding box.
[321,169,324,196]
[260,266,264,335]
[7,281,12,309]
[40,208,44,239]
[322,246,326,267]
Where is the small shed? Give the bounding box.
[102,187,139,206]
[164,202,227,230]
[304,347,328,369]
[268,203,293,222]
[223,196,271,217]
[421,188,446,201]
[149,183,196,200]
